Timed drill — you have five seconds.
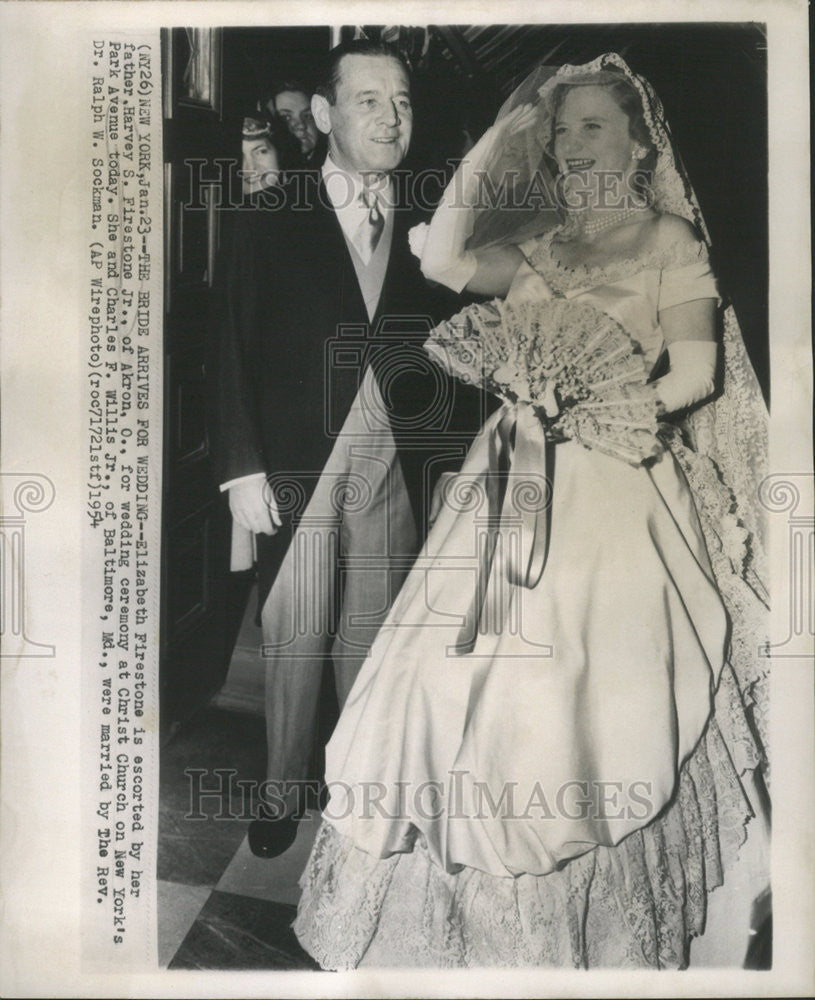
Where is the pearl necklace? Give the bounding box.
[575,206,647,239]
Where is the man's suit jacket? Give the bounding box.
[212,171,490,604]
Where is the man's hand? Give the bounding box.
[228,478,282,535]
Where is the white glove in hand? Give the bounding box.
[228,477,282,535]
[419,104,537,293]
[654,340,717,415]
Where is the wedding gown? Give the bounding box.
[293,229,769,969]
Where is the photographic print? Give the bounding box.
[0,3,812,997]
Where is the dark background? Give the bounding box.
[220,23,769,396]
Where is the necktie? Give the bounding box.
[354,187,385,262]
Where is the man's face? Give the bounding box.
[273,89,318,155]
[314,54,412,176]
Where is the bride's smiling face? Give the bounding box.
[553,85,638,183]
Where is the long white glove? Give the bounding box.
[654,340,717,415]
[417,104,537,293]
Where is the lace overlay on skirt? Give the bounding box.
[294,705,757,970]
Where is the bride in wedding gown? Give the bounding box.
[293,52,770,969]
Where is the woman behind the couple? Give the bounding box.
[292,52,769,969]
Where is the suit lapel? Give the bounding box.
[311,177,370,325]
[374,192,417,327]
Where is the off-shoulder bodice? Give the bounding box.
[510,228,720,374]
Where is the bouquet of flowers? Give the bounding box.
[425,297,664,466]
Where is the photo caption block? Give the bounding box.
[81,32,162,969]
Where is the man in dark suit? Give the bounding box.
[215,39,486,856]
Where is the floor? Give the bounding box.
[157,705,322,970]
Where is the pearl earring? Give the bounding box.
[632,146,646,161]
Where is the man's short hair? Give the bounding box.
[315,39,410,105]
[266,79,313,107]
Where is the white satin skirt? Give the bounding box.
[318,404,727,878]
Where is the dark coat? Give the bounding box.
[212,171,491,605]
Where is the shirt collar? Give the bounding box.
[321,153,393,212]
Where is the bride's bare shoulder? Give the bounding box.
[650,212,702,249]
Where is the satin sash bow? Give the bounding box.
[495,402,551,588]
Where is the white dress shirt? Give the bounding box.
[321,153,394,264]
